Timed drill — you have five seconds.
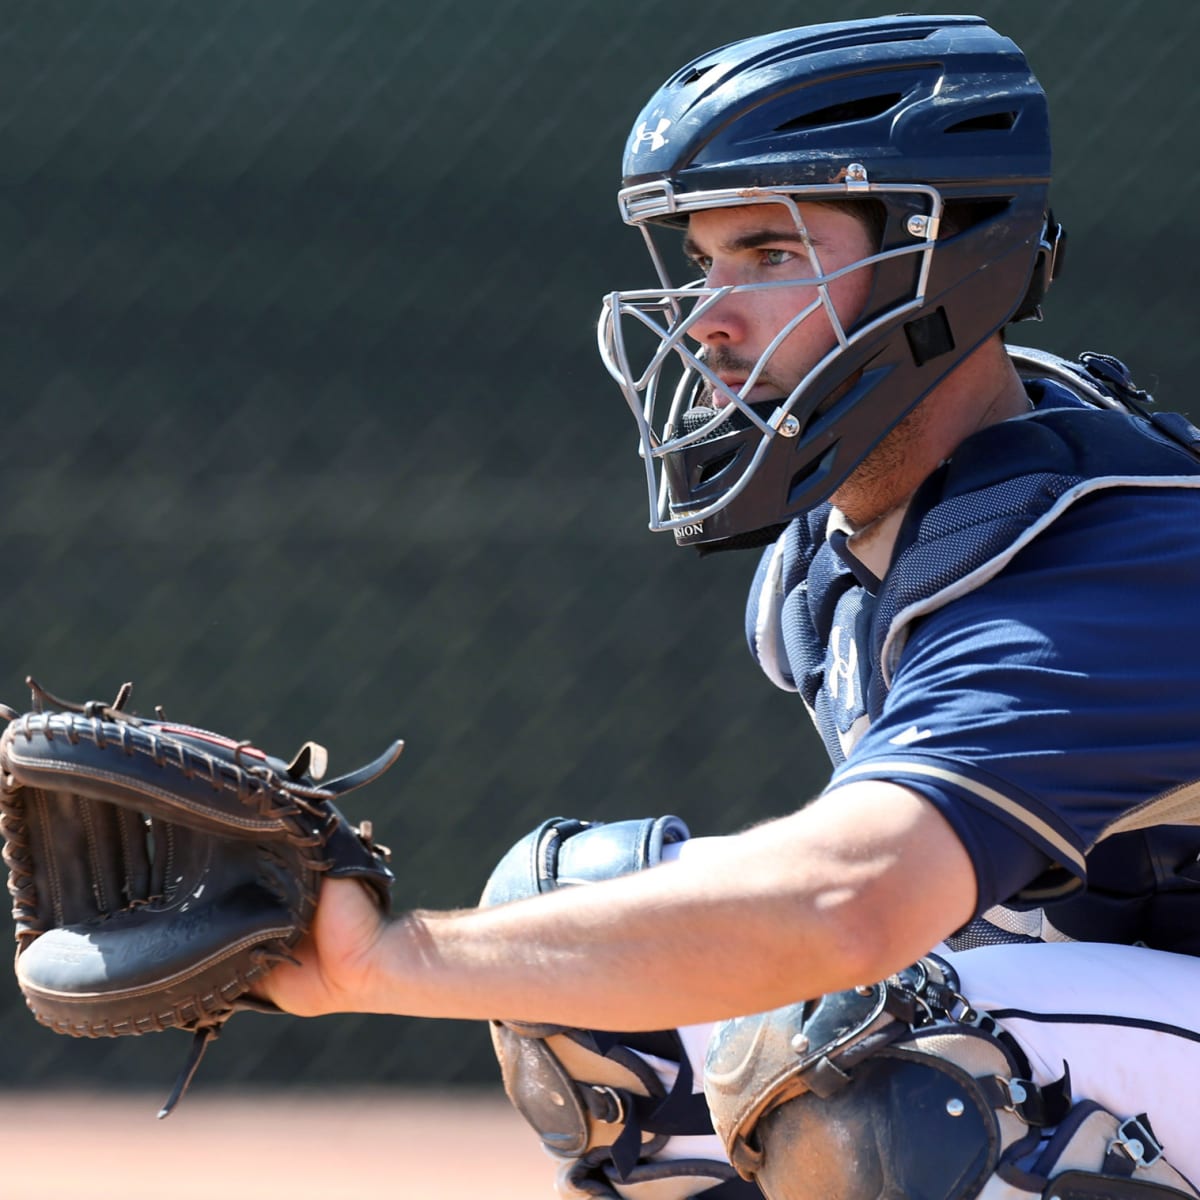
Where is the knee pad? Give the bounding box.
[480,815,690,906]
[703,956,1198,1200]
[481,816,759,1199]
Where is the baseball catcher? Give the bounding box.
[12,12,1200,1200]
[256,14,1200,1200]
[0,677,401,1116]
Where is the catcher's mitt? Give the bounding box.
[0,678,402,1115]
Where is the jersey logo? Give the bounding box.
[631,118,672,153]
[827,624,858,710]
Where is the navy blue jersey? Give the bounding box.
[837,484,1200,906]
[746,375,1200,951]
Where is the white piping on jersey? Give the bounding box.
[879,474,1200,690]
[829,758,1086,873]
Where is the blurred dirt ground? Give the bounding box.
[0,1087,560,1199]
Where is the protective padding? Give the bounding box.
[490,1025,593,1158]
[1031,1174,1197,1200]
[489,1022,671,1161]
[703,984,895,1152]
[480,815,756,1200]
[748,1051,998,1200]
[704,973,1199,1200]
[480,815,690,907]
[557,1157,761,1200]
[985,1103,1200,1200]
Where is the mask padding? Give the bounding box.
[679,407,739,484]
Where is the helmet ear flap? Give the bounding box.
[1011,210,1067,323]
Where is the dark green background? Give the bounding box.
[0,0,1195,1089]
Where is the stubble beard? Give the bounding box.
[832,401,931,529]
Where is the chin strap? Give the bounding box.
[694,521,790,557]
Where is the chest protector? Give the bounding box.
[746,348,1200,950]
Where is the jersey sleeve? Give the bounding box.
[828,485,1200,911]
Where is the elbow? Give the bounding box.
[818,899,919,988]
[807,890,903,989]
[785,880,951,995]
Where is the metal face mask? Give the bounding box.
[598,177,943,547]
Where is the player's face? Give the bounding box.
[682,202,876,408]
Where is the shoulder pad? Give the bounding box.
[1011,345,1200,463]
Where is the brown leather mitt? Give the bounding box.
[0,678,402,1115]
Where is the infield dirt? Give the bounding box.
[2,1087,558,1199]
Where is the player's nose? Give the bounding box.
[687,284,750,347]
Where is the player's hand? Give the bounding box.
[257,876,389,1017]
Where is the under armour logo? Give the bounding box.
[631,117,671,153]
[827,625,858,709]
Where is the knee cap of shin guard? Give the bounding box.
[480,814,696,1172]
[706,991,1006,1200]
[490,1022,593,1158]
[480,814,690,907]
[744,1053,999,1200]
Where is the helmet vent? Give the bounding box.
[776,93,903,132]
[945,111,1017,134]
[698,450,738,484]
[672,61,719,88]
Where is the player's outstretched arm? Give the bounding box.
[262,780,978,1030]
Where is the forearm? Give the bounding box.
[371,851,839,1028]
[352,785,975,1029]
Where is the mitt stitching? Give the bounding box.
[10,715,326,844]
[0,796,39,939]
[8,752,289,834]
[115,807,137,906]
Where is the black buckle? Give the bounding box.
[586,1084,626,1125]
[987,1070,1070,1128]
[995,1075,1039,1122]
[1079,351,1153,408]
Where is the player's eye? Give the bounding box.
[761,248,796,266]
[686,253,713,274]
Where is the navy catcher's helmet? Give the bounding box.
[597,14,1064,548]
